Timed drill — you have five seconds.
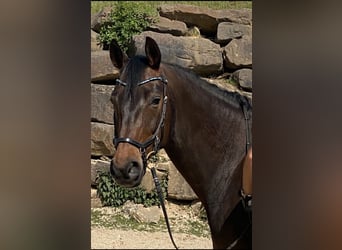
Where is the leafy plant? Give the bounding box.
[97,171,168,207]
[97,1,158,52]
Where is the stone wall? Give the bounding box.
[91,4,252,204]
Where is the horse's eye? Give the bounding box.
[151,96,161,106]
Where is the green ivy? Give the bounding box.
[97,171,168,207]
[97,1,158,52]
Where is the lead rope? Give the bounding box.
[129,151,179,249]
[145,152,179,249]
[150,166,179,250]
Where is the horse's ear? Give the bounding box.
[109,39,128,70]
[145,36,161,69]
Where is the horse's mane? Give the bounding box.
[122,55,252,111]
[164,63,252,111]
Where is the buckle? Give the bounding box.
[240,189,252,208]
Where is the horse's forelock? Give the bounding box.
[122,56,149,93]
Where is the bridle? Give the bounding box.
[113,76,168,171]
[112,75,179,249]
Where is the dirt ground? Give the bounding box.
[91,228,212,249]
[91,201,213,249]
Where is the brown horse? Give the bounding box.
[109,36,252,249]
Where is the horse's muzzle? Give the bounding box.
[110,158,144,187]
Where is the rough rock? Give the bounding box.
[223,35,252,69]
[129,31,222,76]
[91,188,98,199]
[216,22,252,45]
[91,50,120,81]
[156,149,170,162]
[166,162,198,200]
[232,68,252,91]
[91,197,103,208]
[91,84,114,124]
[91,7,113,32]
[122,201,161,223]
[91,122,115,157]
[184,26,202,37]
[203,76,253,101]
[148,16,188,36]
[191,200,206,218]
[91,30,102,51]
[156,162,170,173]
[91,188,103,208]
[91,159,111,186]
[139,168,167,193]
[158,4,252,35]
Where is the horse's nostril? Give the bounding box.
[130,161,139,169]
[127,161,139,174]
[110,159,142,186]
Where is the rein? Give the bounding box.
[113,76,179,249]
[150,163,179,250]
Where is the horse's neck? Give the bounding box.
[163,66,246,231]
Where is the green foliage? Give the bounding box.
[97,1,158,52]
[97,171,168,207]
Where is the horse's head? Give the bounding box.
[109,37,169,187]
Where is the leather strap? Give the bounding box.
[242,148,252,196]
